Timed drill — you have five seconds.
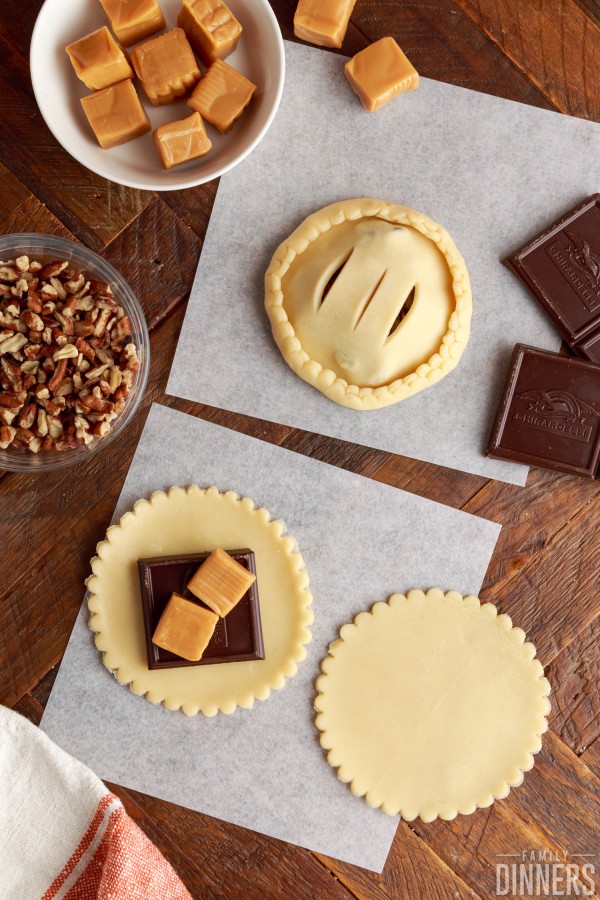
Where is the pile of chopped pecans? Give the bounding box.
[0,255,139,453]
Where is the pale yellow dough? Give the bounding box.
[314,590,550,820]
[265,199,472,409]
[87,486,313,716]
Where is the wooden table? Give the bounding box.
[2,2,600,897]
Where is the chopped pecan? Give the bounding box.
[0,425,16,448]
[0,253,139,454]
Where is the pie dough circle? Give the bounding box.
[314,589,550,820]
[265,199,472,409]
[87,486,313,717]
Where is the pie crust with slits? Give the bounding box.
[265,199,472,410]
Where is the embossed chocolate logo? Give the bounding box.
[513,389,600,443]
[546,231,600,312]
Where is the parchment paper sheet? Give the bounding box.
[167,40,600,485]
[41,403,500,871]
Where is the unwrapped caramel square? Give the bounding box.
[98,0,166,47]
[154,112,212,169]
[152,592,218,661]
[131,27,201,106]
[178,0,242,66]
[187,547,257,617]
[345,37,419,112]
[66,27,133,92]
[294,0,356,49]
[187,60,256,133]
[81,79,151,148]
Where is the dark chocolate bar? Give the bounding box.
[487,344,600,478]
[138,550,264,670]
[504,194,600,363]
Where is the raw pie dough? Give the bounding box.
[265,199,472,409]
[87,486,313,716]
[314,589,550,820]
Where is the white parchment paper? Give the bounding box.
[41,403,500,871]
[167,40,600,485]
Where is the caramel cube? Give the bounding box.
[187,60,256,133]
[98,0,166,47]
[66,27,133,92]
[131,28,201,106]
[345,37,419,112]
[152,592,218,661]
[178,0,242,66]
[153,112,212,169]
[81,79,151,149]
[294,0,357,49]
[187,547,257,617]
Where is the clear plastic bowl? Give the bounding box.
[0,233,150,473]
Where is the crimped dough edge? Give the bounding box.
[265,199,472,410]
[314,588,551,819]
[87,485,313,717]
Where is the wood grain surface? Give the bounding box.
[1,1,599,898]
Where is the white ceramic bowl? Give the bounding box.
[30,0,285,191]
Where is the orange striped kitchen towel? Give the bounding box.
[0,705,192,899]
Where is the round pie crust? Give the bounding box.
[314,589,550,820]
[265,198,472,409]
[87,486,313,717]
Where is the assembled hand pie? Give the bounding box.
[265,199,472,410]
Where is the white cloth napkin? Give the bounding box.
[0,705,191,900]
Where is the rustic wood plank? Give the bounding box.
[581,739,600,780]
[345,0,555,108]
[413,802,566,899]
[317,822,481,899]
[454,0,600,120]
[0,163,30,222]
[475,493,600,664]
[0,33,152,251]
[103,197,203,330]
[162,182,217,241]
[504,731,600,859]
[465,469,599,597]
[547,614,600,755]
[0,194,75,240]
[573,0,600,29]
[371,452,486,510]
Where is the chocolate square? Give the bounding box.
[137,550,264,669]
[504,194,600,361]
[487,344,600,478]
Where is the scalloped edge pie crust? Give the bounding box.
[265,198,472,410]
[314,589,550,820]
[87,486,313,717]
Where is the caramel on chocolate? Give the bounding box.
[138,550,264,670]
[131,27,201,106]
[294,0,357,49]
[187,547,257,618]
[187,60,256,133]
[66,27,133,92]
[80,79,151,149]
[178,0,242,66]
[152,592,219,662]
[98,0,166,48]
[153,112,212,169]
[345,37,419,112]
